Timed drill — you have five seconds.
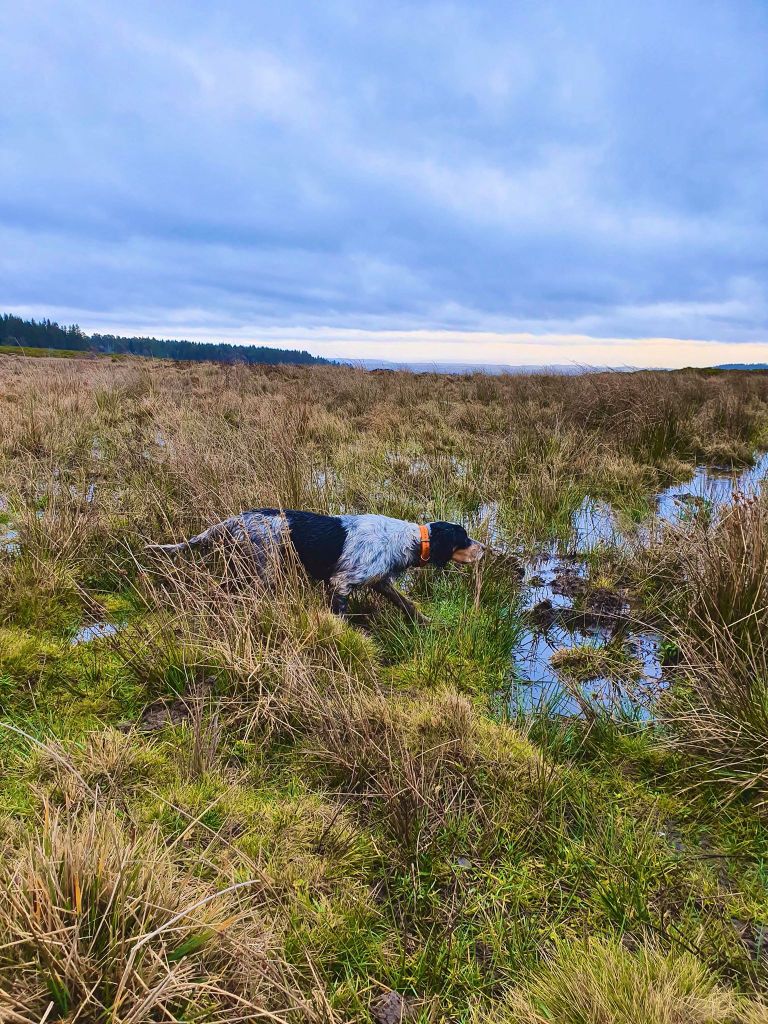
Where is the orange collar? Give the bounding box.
[418,524,430,565]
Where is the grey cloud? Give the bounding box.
[1,0,767,351]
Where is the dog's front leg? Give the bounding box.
[328,586,350,618]
[372,580,429,624]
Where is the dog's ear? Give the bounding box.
[428,522,466,566]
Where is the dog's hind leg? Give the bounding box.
[372,580,429,624]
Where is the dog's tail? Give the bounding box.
[144,522,229,556]
[144,540,194,555]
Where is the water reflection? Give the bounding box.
[0,527,19,555]
[513,617,663,720]
[71,621,120,644]
[512,454,768,720]
[570,498,619,550]
[655,452,768,523]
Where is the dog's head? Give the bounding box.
[427,522,484,567]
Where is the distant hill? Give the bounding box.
[716,363,768,370]
[0,313,332,366]
[345,358,589,374]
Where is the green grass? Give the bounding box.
[0,343,90,358]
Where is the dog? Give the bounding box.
[146,509,484,620]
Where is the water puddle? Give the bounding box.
[513,623,662,720]
[513,559,660,720]
[474,500,501,543]
[68,482,97,504]
[0,527,20,556]
[512,454,767,720]
[71,621,120,644]
[570,497,620,551]
[655,451,768,524]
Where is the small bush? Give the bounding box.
[308,685,539,857]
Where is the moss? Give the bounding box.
[0,625,66,683]
[29,728,176,808]
[0,557,84,632]
[550,643,644,684]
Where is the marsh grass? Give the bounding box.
[2,355,768,1019]
[550,642,643,685]
[0,804,330,1023]
[485,937,768,1024]
[631,491,768,802]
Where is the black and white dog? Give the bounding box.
[147,509,484,620]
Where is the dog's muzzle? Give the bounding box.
[450,541,485,564]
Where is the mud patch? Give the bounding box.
[371,991,417,1024]
[137,697,192,732]
[551,564,587,600]
[127,677,217,733]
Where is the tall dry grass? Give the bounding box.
[637,492,768,802]
[1,358,765,550]
[0,804,332,1023]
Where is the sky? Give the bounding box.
[1,0,767,367]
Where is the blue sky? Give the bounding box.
[2,0,767,366]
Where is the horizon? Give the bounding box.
[4,310,768,370]
[6,311,768,370]
[2,2,768,367]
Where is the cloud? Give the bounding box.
[1,0,767,363]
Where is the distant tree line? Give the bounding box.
[0,313,332,366]
[1,314,89,351]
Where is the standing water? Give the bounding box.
[512,455,768,718]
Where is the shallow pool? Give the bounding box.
[511,454,767,719]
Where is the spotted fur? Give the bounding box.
[146,509,483,619]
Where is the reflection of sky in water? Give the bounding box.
[71,621,120,644]
[566,456,768,552]
[655,452,768,523]
[469,458,764,553]
[512,622,662,720]
[68,482,97,503]
[570,498,618,551]
[0,527,20,555]
[508,455,768,720]
[473,501,500,543]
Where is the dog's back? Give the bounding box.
[147,508,348,581]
